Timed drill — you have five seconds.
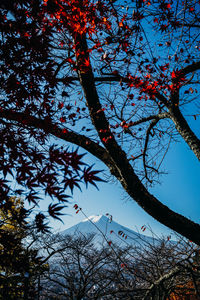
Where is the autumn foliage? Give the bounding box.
[0,197,45,298]
[0,0,200,242]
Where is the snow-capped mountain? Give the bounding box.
[60,215,156,247]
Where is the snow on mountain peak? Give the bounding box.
[61,214,156,248]
[82,215,103,223]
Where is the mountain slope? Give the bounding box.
[61,215,156,247]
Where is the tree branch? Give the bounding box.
[72,32,200,245]
[0,109,117,171]
[181,61,200,76]
[143,119,159,183]
[168,105,200,161]
[128,113,169,128]
[143,266,182,300]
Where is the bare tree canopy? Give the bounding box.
[40,233,200,300]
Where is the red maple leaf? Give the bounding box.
[83,58,90,67]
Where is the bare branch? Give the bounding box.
[143,119,159,183]
[73,32,200,245]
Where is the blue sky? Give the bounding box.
[45,131,200,239]
[28,0,200,239]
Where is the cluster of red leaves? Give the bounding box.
[0,0,132,114]
[0,0,199,233]
[41,0,113,37]
[127,75,159,99]
[127,65,187,98]
[170,69,186,90]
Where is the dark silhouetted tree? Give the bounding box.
[0,197,49,299]
[0,0,200,243]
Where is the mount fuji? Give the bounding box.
[60,215,157,247]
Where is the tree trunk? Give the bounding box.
[169,105,200,161]
[73,33,200,246]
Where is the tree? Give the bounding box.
[0,197,49,299]
[0,197,29,298]
[39,231,200,300]
[0,0,200,242]
[40,234,116,299]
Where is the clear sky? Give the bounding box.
[44,131,200,240]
